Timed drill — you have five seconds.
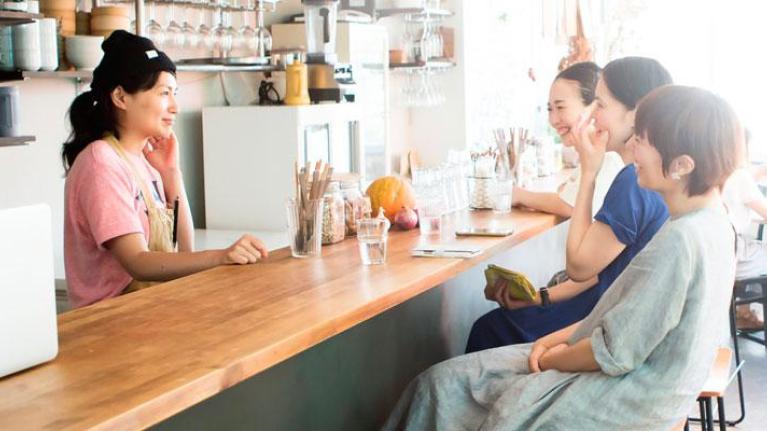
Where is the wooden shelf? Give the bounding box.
[0,136,35,147]
[0,70,93,82]
[24,70,93,81]
[0,65,283,82]
[0,70,23,82]
[0,10,43,26]
[389,58,455,71]
[175,63,283,73]
[104,0,280,12]
[377,7,453,20]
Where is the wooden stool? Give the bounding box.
[683,348,733,431]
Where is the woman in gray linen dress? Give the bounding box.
[383,86,741,431]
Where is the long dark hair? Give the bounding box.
[602,57,673,110]
[555,61,601,105]
[61,70,166,172]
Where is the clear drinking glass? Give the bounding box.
[492,178,514,214]
[287,198,324,258]
[356,218,388,265]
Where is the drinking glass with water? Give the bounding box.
[492,178,513,214]
[356,218,388,265]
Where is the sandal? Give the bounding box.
[736,309,764,331]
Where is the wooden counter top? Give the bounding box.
[0,209,563,431]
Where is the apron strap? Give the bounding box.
[104,135,162,213]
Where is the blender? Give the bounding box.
[302,0,342,103]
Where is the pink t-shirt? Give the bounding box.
[64,140,166,308]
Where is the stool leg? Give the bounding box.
[730,293,747,424]
[699,399,708,431]
[717,397,726,431]
[762,297,767,349]
[684,418,690,431]
[705,398,714,431]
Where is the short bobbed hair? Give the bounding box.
[635,85,739,197]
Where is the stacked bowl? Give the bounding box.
[90,6,130,38]
[64,35,103,70]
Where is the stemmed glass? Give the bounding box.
[253,0,272,58]
[166,1,186,50]
[235,0,257,57]
[198,2,215,57]
[213,5,235,57]
[181,2,199,58]
[145,2,165,48]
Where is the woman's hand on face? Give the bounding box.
[144,131,180,174]
[219,234,270,265]
[571,106,609,176]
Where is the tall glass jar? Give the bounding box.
[339,174,371,237]
[321,181,346,245]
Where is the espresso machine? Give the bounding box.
[302,0,343,103]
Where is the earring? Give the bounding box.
[671,172,681,180]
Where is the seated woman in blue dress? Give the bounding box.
[466,57,673,353]
[385,84,741,431]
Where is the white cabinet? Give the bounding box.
[202,103,361,231]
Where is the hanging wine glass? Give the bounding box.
[198,1,215,57]
[180,2,199,59]
[145,1,166,48]
[166,0,186,51]
[214,5,235,57]
[237,6,257,57]
[253,0,271,58]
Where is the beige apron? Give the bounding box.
[105,135,176,293]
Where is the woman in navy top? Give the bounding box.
[466,57,673,353]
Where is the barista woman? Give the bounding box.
[63,31,268,308]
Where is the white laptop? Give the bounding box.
[0,204,58,378]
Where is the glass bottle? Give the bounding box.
[339,174,371,237]
[321,181,346,245]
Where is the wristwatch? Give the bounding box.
[539,286,552,307]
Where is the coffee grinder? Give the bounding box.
[302,0,342,103]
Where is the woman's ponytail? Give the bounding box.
[61,89,115,172]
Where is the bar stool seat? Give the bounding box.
[683,348,734,431]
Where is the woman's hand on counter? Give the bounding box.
[219,234,270,265]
